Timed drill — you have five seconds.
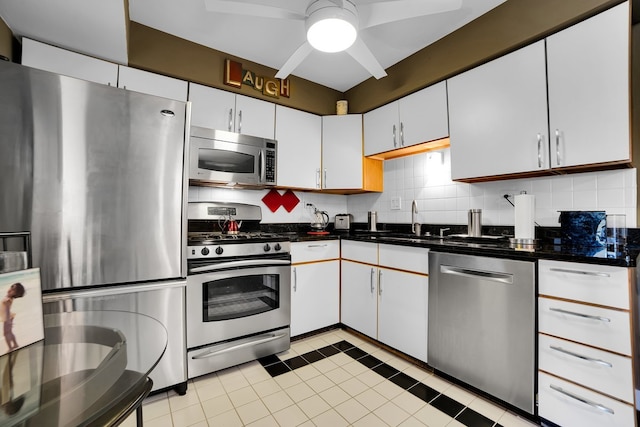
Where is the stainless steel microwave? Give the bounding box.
[189,126,277,187]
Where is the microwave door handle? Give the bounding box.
[259,150,266,183]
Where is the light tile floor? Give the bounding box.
[122,329,538,427]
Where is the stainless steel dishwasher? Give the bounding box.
[428,251,535,414]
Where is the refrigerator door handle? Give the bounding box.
[42,280,186,303]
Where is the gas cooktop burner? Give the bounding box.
[188,232,281,245]
[187,232,291,260]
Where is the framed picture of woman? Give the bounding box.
[0,269,43,357]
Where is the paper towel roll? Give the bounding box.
[514,193,535,240]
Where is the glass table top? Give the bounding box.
[1,310,167,427]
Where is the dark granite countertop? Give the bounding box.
[340,233,638,267]
[263,223,639,267]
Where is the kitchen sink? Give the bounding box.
[373,234,445,244]
[446,234,511,242]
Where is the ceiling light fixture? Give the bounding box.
[305,1,358,53]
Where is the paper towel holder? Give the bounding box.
[509,191,538,249]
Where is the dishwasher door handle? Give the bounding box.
[440,265,513,284]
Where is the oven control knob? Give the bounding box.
[215,246,223,255]
[201,247,210,256]
[274,243,282,251]
[263,243,271,252]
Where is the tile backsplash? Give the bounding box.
[348,148,637,228]
[189,148,637,228]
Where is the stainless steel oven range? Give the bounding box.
[186,202,291,379]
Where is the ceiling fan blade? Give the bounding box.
[275,41,314,79]
[358,0,463,29]
[203,0,304,20]
[345,38,387,79]
[326,0,345,7]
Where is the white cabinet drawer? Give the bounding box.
[539,372,635,427]
[379,244,428,274]
[539,297,631,356]
[341,240,377,264]
[539,260,630,309]
[291,240,340,264]
[539,334,633,403]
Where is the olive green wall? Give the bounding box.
[345,0,624,113]
[128,22,343,115]
[0,17,13,61]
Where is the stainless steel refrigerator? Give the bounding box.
[0,60,189,393]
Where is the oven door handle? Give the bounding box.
[190,259,291,273]
[191,333,287,359]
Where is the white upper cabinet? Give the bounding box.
[21,38,119,86]
[275,105,322,189]
[189,83,236,130]
[21,39,189,102]
[364,81,449,156]
[117,66,188,101]
[546,2,630,168]
[364,101,400,156]
[322,115,363,190]
[449,2,630,181]
[398,81,449,147]
[188,82,275,139]
[235,94,276,139]
[449,41,549,180]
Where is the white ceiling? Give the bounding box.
[0,0,507,92]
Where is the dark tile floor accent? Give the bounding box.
[258,340,507,427]
[408,382,439,403]
[431,394,465,418]
[344,346,367,360]
[317,344,341,357]
[332,340,355,351]
[457,407,497,427]
[372,362,399,379]
[301,349,325,363]
[359,354,384,368]
[283,355,309,370]
[389,371,419,389]
[258,354,280,366]
[263,361,291,377]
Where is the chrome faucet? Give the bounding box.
[411,200,420,236]
[439,227,451,237]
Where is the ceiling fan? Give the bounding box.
[203,0,463,80]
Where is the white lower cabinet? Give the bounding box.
[538,259,635,427]
[377,267,428,361]
[341,260,378,339]
[290,241,340,337]
[539,372,635,427]
[340,240,428,362]
[539,334,633,404]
